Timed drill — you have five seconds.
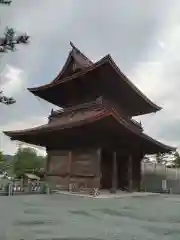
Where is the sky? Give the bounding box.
[0,0,180,155]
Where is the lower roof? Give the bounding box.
[3,104,175,154]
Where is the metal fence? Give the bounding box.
[141,163,180,194]
[0,179,50,196]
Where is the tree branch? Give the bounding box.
[0,93,16,105]
[0,0,12,5]
[0,1,30,105]
[0,28,30,52]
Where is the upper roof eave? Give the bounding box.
[28,54,161,113]
[28,55,108,93]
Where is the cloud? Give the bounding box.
[0,0,180,154]
[0,116,47,155]
[130,6,180,151]
[158,41,166,50]
[0,65,26,96]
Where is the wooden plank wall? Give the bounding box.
[46,149,101,190]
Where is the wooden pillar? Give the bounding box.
[97,148,101,176]
[128,154,133,192]
[44,150,50,182]
[45,151,50,173]
[111,152,117,193]
[68,151,72,190]
[132,155,140,192]
[139,152,145,192]
[137,158,141,191]
[95,148,102,189]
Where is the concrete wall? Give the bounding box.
[141,163,180,194]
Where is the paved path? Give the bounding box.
[56,190,160,199]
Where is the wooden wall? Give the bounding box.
[48,150,69,175]
[46,149,101,190]
[46,148,142,192]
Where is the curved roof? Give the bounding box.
[3,102,175,154]
[28,54,161,116]
[3,104,108,136]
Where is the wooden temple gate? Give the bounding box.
[46,148,143,193]
[3,42,175,194]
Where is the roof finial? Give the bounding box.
[70,41,75,48]
[70,41,80,53]
[69,41,93,65]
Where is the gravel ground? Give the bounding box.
[0,194,180,239]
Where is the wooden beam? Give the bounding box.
[111,152,117,193]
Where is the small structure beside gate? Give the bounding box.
[0,176,50,196]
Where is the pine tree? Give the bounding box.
[155,152,166,164]
[173,151,180,168]
[0,0,29,105]
[0,1,12,5]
